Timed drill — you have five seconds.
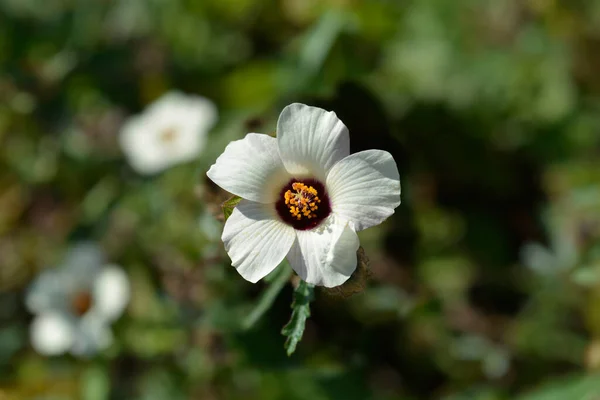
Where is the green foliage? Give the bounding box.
[517,374,600,400]
[2,0,600,398]
[82,364,110,400]
[242,262,292,330]
[282,280,315,356]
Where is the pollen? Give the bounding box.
[283,182,321,220]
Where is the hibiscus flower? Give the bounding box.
[26,242,130,356]
[207,103,401,287]
[119,91,217,175]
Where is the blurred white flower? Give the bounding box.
[521,211,578,276]
[452,335,511,380]
[26,242,130,357]
[119,91,218,175]
[207,103,401,288]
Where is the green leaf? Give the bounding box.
[242,262,293,330]
[298,10,348,76]
[222,195,242,222]
[281,279,315,356]
[81,364,110,400]
[516,374,600,400]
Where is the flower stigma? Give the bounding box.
[71,291,93,316]
[159,127,178,144]
[275,178,331,230]
[284,182,321,220]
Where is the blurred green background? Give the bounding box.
[2,0,600,399]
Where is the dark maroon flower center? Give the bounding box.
[71,291,93,316]
[275,178,331,230]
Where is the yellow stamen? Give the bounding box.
[284,182,320,220]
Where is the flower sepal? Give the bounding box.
[222,195,242,222]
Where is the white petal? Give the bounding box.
[222,200,295,283]
[62,242,104,283]
[71,314,113,356]
[147,91,218,133]
[207,133,289,203]
[62,242,104,288]
[287,215,359,288]
[30,312,76,356]
[25,269,69,314]
[277,103,350,180]
[63,242,105,270]
[92,265,130,321]
[327,150,401,231]
[119,115,166,174]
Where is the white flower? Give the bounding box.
[26,242,130,356]
[119,91,218,175]
[207,103,401,287]
[452,335,511,379]
[521,212,578,275]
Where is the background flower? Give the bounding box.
[119,91,217,175]
[26,242,130,356]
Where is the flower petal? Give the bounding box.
[63,242,105,270]
[207,133,288,203]
[277,103,350,180]
[119,114,167,175]
[71,314,113,356]
[223,200,296,282]
[62,242,105,287]
[287,215,359,287]
[25,269,70,314]
[327,149,401,231]
[92,265,130,321]
[30,312,76,356]
[148,91,218,133]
